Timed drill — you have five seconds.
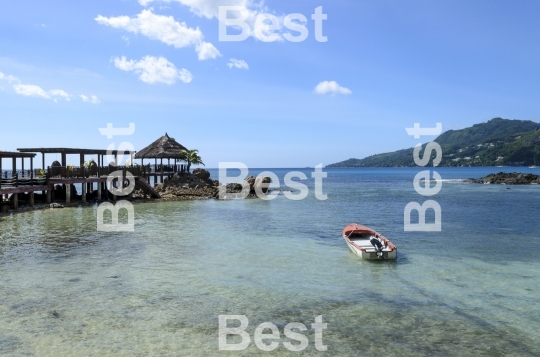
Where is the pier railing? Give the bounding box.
[1,170,47,189]
[46,165,151,179]
[1,164,185,190]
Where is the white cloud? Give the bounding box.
[96,9,220,60]
[136,0,279,41]
[2,70,97,103]
[95,10,202,48]
[0,71,19,83]
[138,0,259,19]
[13,84,51,99]
[80,94,101,104]
[196,42,221,60]
[314,81,352,96]
[227,58,249,70]
[49,89,72,101]
[113,56,193,84]
[122,36,130,45]
[13,85,73,101]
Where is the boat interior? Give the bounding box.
[348,233,392,252]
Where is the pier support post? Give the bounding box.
[97,181,102,201]
[13,193,18,210]
[112,178,116,202]
[82,181,86,203]
[30,192,34,207]
[66,184,71,204]
[47,187,51,203]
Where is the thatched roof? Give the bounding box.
[135,133,188,159]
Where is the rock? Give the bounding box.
[466,172,540,185]
[220,176,272,197]
[226,183,243,192]
[193,168,211,181]
[242,176,256,193]
[50,203,64,209]
[254,176,271,194]
[152,172,218,199]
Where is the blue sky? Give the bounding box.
[1,0,540,168]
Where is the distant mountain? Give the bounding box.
[328,118,540,167]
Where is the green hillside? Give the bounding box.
[328,118,540,167]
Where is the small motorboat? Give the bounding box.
[342,223,397,260]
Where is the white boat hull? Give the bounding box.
[342,223,397,260]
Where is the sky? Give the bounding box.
[1,0,540,168]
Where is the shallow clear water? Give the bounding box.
[1,168,539,356]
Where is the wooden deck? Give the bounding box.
[1,164,166,209]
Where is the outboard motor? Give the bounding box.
[370,235,384,259]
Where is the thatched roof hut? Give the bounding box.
[135,133,188,159]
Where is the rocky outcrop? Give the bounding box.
[254,176,271,194]
[155,172,219,199]
[466,172,540,184]
[192,168,211,181]
[242,176,256,193]
[153,172,274,200]
[241,175,271,195]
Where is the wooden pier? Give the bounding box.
[0,148,168,211]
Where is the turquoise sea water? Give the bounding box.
[1,167,539,356]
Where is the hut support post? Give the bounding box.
[80,154,84,178]
[97,181,102,200]
[30,157,34,186]
[21,158,24,178]
[0,158,2,190]
[12,157,16,179]
[13,193,18,210]
[47,186,51,203]
[29,192,34,207]
[82,181,86,203]
[41,153,45,196]
[66,184,71,204]
[160,158,163,183]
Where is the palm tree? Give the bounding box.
[178,149,204,173]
